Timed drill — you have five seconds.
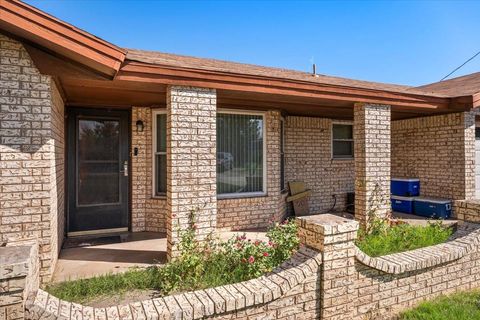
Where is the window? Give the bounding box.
[153,111,166,196]
[280,117,286,192]
[217,111,265,197]
[332,123,354,159]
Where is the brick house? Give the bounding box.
[1,0,479,284]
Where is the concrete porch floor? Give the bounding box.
[52,229,267,283]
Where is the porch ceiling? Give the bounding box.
[59,76,463,120]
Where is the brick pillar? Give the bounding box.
[354,103,391,227]
[166,86,217,259]
[463,111,475,200]
[297,214,359,320]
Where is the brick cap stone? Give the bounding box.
[26,247,322,320]
[0,245,34,280]
[355,222,480,274]
[297,214,359,235]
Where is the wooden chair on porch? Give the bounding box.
[286,181,312,216]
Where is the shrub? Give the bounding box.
[356,218,452,257]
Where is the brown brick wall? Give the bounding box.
[131,107,166,233]
[284,116,355,214]
[0,33,65,283]
[392,112,475,200]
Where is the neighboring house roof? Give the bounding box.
[416,72,480,97]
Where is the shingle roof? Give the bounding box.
[415,72,480,96]
[126,49,449,97]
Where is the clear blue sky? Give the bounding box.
[25,0,480,86]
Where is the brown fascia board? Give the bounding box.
[473,92,480,108]
[117,61,472,111]
[0,0,126,78]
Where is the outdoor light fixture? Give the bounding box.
[136,120,144,132]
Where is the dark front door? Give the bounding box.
[67,108,130,236]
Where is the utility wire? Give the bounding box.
[440,50,480,81]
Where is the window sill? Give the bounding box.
[151,195,166,200]
[217,192,267,200]
[331,157,354,161]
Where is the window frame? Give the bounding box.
[280,117,286,192]
[331,121,354,160]
[216,108,267,199]
[152,109,167,198]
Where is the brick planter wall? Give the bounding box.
[22,214,480,320]
[0,244,39,320]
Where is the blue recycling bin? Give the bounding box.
[391,178,420,197]
[391,196,415,214]
[413,197,452,219]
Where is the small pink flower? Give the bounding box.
[248,256,255,264]
[254,240,261,246]
[268,241,274,247]
[263,252,269,257]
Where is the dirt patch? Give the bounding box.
[83,289,161,308]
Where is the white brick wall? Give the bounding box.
[131,107,166,233]
[284,116,355,214]
[392,112,475,200]
[0,33,64,283]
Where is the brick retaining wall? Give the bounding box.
[24,216,480,320]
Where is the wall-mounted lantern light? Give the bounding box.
[136,120,144,133]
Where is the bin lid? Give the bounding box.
[414,197,451,204]
[391,178,420,182]
[391,195,416,201]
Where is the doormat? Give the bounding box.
[62,235,122,249]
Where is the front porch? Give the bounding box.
[0,31,477,286]
[52,229,269,283]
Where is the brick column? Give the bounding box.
[297,214,359,320]
[166,86,217,259]
[463,111,475,200]
[354,103,391,226]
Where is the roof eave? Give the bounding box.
[117,60,470,111]
[0,0,126,78]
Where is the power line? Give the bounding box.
[440,50,480,81]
